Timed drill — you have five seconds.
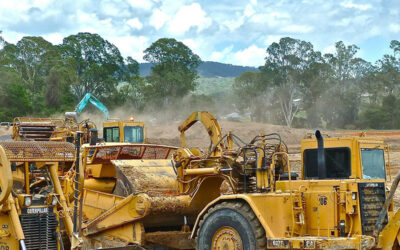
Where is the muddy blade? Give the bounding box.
[112,159,178,196]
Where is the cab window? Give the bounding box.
[304,147,351,179]
[124,126,144,143]
[104,127,120,142]
[361,148,385,179]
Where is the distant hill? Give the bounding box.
[139,61,259,78]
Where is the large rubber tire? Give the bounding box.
[197,201,267,250]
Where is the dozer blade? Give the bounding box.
[112,159,178,196]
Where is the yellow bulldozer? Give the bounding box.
[0,140,81,249]
[68,111,400,249]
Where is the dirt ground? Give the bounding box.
[147,120,311,150]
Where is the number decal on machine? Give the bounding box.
[0,243,9,250]
[304,240,315,249]
[318,195,327,205]
[267,239,290,248]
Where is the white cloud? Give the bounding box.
[389,24,400,33]
[182,39,197,51]
[251,12,290,26]
[127,0,153,10]
[223,17,245,32]
[340,0,372,11]
[168,3,212,35]
[43,33,64,44]
[32,0,54,8]
[281,25,313,33]
[265,35,282,47]
[244,4,255,17]
[149,9,170,30]
[323,45,336,55]
[210,45,234,61]
[1,31,25,44]
[127,18,143,30]
[0,0,396,66]
[108,35,149,61]
[101,1,129,17]
[233,45,265,66]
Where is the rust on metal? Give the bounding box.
[88,144,177,163]
[13,117,67,141]
[0,141,75,162]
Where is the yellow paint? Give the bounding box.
[103,120,146,143]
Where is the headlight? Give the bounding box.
[352,192,357,200]
[52,196,58,206]
[24,196,32,206]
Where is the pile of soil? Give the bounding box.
[147,120,312,153]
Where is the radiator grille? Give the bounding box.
[20,213,58,250]
[358,182,387,235]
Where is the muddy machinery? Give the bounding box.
[0,140,82,249]
[10,117,96,144]
[72,111,400,249]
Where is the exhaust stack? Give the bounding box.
[315,130,327,179]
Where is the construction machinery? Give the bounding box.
[0,140,80,249]
[70,111,400,249]
[12,117,66,141]
[11,116,96,144]
[102,117,146,143]
[65,93,110,121]
[66,93,146,143]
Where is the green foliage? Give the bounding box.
[0,67,32,120]
[45,65,76,111]
[0,32,141,120]
[358,95,400,129]
[194,77,234,97]
[233,38,400,129]
[59,32,130,101]
[233,71,268,122]
[116,75,146,110]
[257,37,322,127]
[0,31,400,130]
[144,38,201,106]
[0,36,58,94]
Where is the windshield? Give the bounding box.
[104,127,120,142]
[124,126,144,143]
[303,147,351,179]
[361,148,385,179]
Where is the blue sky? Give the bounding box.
[0,0,399,66]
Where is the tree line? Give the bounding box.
[234,37,400,129]
[0,32,200,121]
[1,31,399,129]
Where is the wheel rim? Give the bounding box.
[211,226,243,250]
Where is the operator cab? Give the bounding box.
[103,120,146,143]
[301,135,387,180]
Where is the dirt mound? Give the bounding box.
[147,120,311,153]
